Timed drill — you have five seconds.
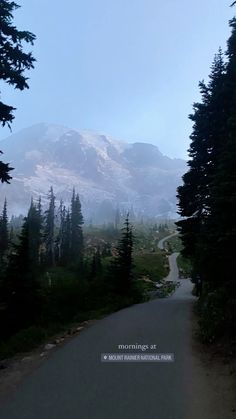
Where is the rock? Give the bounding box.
[68,329,77,335]
[56,338,65,344]
[53,338,64,345]
[22,356,33,362]
[44,343,56,351]
[76,327,84,332]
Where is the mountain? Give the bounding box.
[0,123,186,221]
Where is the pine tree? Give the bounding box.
[0,198,8,262]
[206,18,236,292]
[36,197,43,264]
[55,199,64,262]
[70,189,84,264]
[5,200,42,330]
[177,50,226,270]
[60,207,71,266]
[27,199,42,269]
[109,214,134,296]
[0,0,36,183]
[177,18,236,298]
[44,187,55,266]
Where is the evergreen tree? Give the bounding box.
[0,152,13,184]
[0,0,36,183]
[70,189,84,264]
[177,50,226,270]
[60,207,71,266]
[5,200,42,331]
[109,215,134,296]
[36,197,43,264]
[27,199,43,269]
[206,18,236,292]
[177,18,236,299]
[0,198,8,262]
[9,225,14,244]
[44,187,55,266]
[55,199,64,262]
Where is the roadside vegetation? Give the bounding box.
[164,234,182,253]
[0,192,171,360]
[176,254,192,279]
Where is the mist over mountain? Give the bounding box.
[0,123,186,221]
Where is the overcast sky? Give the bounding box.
[0,0,234,158]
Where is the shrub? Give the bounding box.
[0,326,47,360]
[197,287,236,343]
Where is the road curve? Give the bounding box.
[164,252,180,282]
[157,232,178,250]
[158,232,180,284]
[0,249,224,419]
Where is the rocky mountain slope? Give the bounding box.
[0,123,186,220]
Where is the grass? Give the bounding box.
[133,251,169,282]
[0,326,49,360]
[165,235,183,252]
[158,282,178,297]
[176,254,192,278]
[0,306,122,361]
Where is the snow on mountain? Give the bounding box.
[0,123,186,220]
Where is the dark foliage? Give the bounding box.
[177,19,236,341]
[0,0,35,182]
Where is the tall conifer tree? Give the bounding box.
[177,50,226,273]
[60,207,71,266]
[44,187,55,266]
[207,18,236,292]
[0,0,36,183]
[177,18,236,297]
[6,200,42,330]
[109,215,134,296]
[0,198,8,262]
[70,189,84,263]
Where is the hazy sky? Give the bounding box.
[0,0,234,158]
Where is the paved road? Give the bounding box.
[164,252,180,283]
[158,232,180,284]
[0,253,217,419]
[157,232,178,250]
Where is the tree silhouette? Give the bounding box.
[44,187,56,266]
[177,18,236,298]
[71,189,84,264]
[0,198,8,262]
[0,0,36,182]
[109,214,134,296]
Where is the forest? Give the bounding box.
[0,189,171,359]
